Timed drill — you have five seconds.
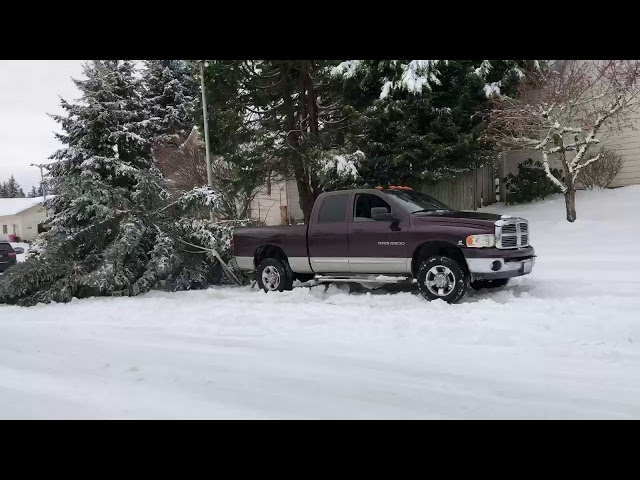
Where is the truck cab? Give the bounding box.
[233,188,535,303]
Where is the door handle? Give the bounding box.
[352,229,364,233]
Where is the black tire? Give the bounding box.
[416,255,469,304]
[256,257,294,292]
[470,278,509,290]
[294,273,316,283]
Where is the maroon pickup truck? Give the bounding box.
[232,188,535,303]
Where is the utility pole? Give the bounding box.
[199,61,214,189]
[30,163,48,217]
[198,60,216,220]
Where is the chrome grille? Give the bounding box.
[501,236,518,248]
[502,224,517,234]
[495,218,530,249]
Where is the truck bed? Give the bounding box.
[234,224,309,261]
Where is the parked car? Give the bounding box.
[0,242,17,273]
[232,188,535,303]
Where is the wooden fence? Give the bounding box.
[418,164,496,211]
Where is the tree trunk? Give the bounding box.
[562,165,577,222]
[295,177,316,223]
[278,62,316,222]
[564,187,577,222]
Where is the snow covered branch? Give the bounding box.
[542,152,567,193]
[484,60,640,221]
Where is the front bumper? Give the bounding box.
[464,246,536,280]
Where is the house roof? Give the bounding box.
[0,196,50,217]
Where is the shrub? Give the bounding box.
[577,147,624,190]
[505,158,563,205]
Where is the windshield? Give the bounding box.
[383,190,451,213]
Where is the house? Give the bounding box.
[500,137,640,189]
[248,178,305,225]
[499,60,640,191]
[0,196,49,242]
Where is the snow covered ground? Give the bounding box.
[1,187,640,419]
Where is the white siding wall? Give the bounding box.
[599,124,640,187]
[0,215,20,241]
[503,150,566,185]
[249,179,288,226]
[504,134,640,189]
[247,177,306,226]
[285,179,305,223]
[18,204,47,241]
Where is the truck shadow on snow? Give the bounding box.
[292,280,537,304]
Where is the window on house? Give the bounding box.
[2,225,7,234]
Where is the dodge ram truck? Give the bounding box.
[232,188,535,303]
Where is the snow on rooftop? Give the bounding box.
[0,196,50,217]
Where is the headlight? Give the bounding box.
[466,234,495,248]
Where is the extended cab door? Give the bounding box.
[307,192,352,273]
[347,193,410,274]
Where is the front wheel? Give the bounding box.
[256,258,294,293]
[416,256,469,304]
[470,278,509,290]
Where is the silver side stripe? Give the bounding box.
[235,256,412,275]
[349,258,407,264]
[311,257,411,274]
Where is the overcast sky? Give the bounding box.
[0,60,85,191]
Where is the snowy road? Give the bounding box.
[1,187,640,419]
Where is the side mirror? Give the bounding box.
[371,207,400,222]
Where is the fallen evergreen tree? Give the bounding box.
[0,61,249,306]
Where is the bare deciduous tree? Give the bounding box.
[154,129,207,194]
[154,127,265,220]
[485,60,640,222]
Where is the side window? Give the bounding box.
[353,194,391,222]
[318,194,350,223]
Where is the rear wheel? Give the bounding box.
[256,258,294,292]
[470,278,509,290]
[416,256,469,304]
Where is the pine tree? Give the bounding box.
[0,60,161,304]
[331,60,540,186]
[0,60,251,306]
[27,185,39,198]
[38,176,57,196]
[470,60,546,98]
[220,60,353,221]
[0,175,26,197]
[141,60,198,146]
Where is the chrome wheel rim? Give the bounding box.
[261,266,281,291]
[425,265,456,297]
